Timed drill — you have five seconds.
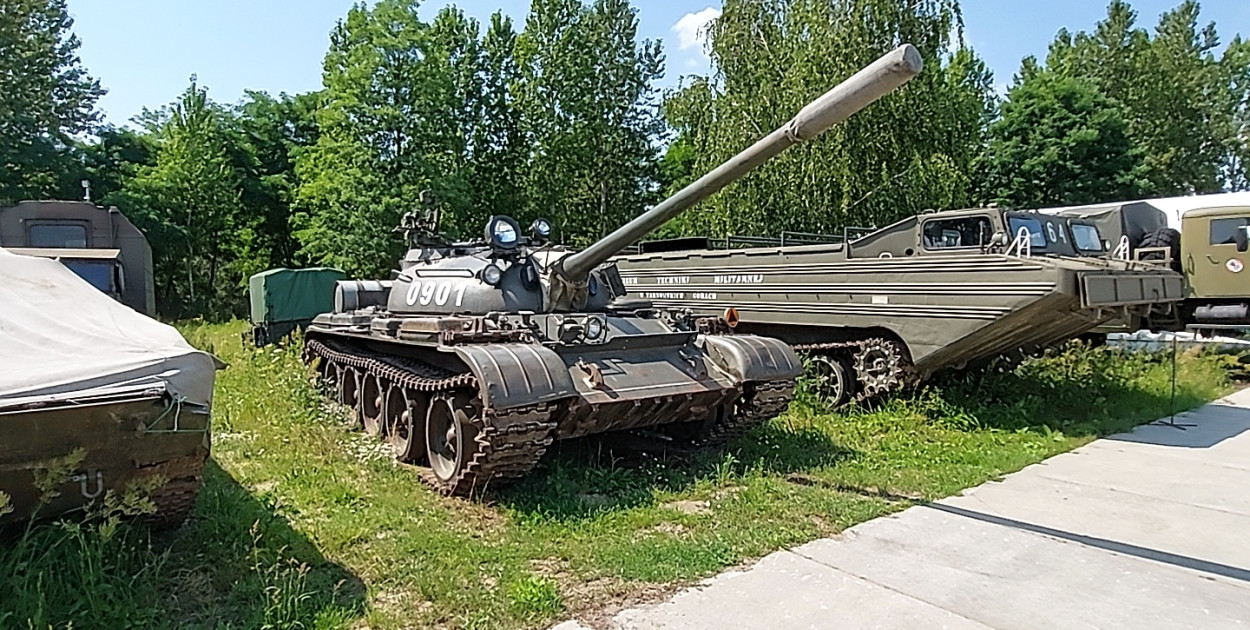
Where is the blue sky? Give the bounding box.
[68,0,1249,126]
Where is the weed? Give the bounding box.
[506,575,564,620]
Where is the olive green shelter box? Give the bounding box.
[248,267,346,346]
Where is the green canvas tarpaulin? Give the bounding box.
[248,267,346,326]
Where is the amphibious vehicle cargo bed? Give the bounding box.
[615,207,1185,406]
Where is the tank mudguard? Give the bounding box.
[451,343,577,411]
[701,334,803,383]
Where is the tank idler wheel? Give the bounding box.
[809,354,854,409]
[425,393,481,495]
[385,385,427,462]
[360,372,386,437]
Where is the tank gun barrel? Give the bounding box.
[559,44,924,280]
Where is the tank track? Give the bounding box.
[695,379,795,448]
[305,338,557,497]
[794,337,915,403]
[138,454,206,529]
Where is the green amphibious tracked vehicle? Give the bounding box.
[615,206,1186,406]
[303,45,925,496]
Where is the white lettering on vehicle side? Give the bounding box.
[406,280,469,307]
[713,274,764,284]
[655,276,690,285]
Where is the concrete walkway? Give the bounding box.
[555,388,1250,630]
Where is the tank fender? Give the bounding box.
[700,335,803,383]
[450,344,577,411]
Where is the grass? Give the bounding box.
[1,320,1242,629]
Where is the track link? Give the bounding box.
[695,379,795,448]
[305,338,557,497]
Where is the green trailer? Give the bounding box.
[248,267,347,346]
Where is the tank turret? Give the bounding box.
[304,46,923,497]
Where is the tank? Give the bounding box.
[303,45,924,496]
[614,206,1186,407]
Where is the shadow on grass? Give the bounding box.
[495,421,858,521]
[0,460,365,629]
[163,459,367,629]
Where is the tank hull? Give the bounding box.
[304,315,801,496]
[0,394,210,528]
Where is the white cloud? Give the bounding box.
[672,7,721,52]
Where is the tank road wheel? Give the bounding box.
[319,360,341,392]
[425,393,482,495]
[385,385,426,462]
[854,339,904,401]
[360,372,386,437]
[809,354,854,408]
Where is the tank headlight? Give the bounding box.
[530,217,552,242]
[585,316,604,340]
[486,215,520,249]
[482,264,504,285]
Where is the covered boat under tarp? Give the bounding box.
[0,247,218,527]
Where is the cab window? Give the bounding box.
[922,216,992,249]
[1006,216,1047,248]
[28,223,88,248]
[1209,217,1250,245]
[1070,223,1104,252]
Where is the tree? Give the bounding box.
[294,0,473,277]
[0,0,105,203]
[661,0,995,238]
[981,72,1145,207]
[1041,0,1244,194]
[516,0,665,244]
[120,79,246,317]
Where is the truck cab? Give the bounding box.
[1179,206,1250,303]
[0,201,154,314]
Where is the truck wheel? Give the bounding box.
[1139,227,1181,270]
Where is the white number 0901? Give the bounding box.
[405,280,467,308]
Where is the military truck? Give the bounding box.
[1041,197,1250,332]
[615,206,1185,406]
[248,267,348,346]
[0,200,155,315]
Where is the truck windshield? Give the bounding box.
[1070,223,1104,252]
[61,260,117,293]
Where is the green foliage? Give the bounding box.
[662,0,995,237]
[505,575,564,620]
[118,78,248,317]
[982,72,1145,207]
[0,0,105,204]
[1024,0,1248,196]
[515,0,665,245]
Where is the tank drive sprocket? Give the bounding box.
[853,338,907,400]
